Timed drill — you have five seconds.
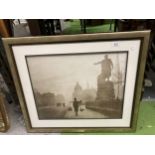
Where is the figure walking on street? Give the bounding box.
[73,98,79,116]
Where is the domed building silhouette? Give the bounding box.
[72,82,96,103]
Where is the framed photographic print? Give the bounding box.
[0,94,9,132]
[3,31,150,133]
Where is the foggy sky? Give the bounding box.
[27,52,127,102]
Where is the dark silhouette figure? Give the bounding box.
[94,55,113,81]
[73,98,79,116]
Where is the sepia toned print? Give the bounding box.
[26,52,128,119]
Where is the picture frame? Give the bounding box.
[0,94,10,132]
[2,31,150,133]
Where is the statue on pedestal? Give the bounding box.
[94,55,115,102]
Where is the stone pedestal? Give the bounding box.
[96,73,115,102]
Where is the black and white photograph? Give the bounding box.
[26,52,128,119]
[3,31,149,132]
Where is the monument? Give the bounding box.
[94,55,115,102]
[85,54,124,118]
